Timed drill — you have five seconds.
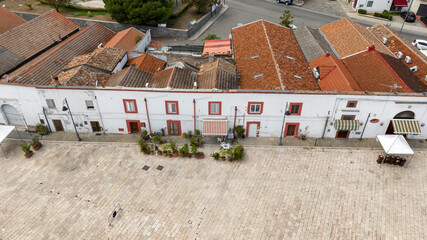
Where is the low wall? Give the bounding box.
[13,4,223,38]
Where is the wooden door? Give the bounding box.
[286,125,296,136]
[167,120,181,136]
[90,121,101,132]
[52,120,64,131]
[129,122,139,133]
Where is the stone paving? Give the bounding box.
[0,140,426,239]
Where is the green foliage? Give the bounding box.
[135,35,142,44]
[140,144,150,153]
[279,10,294,28]
[169,141,177,153]
[31,136,42,149]
[211,152,220,160]
[234,125,245,138]
[179,143,189,155]
[204,33,220,40]
[152,133,162,143]
[161,143,170,152]
[357,9,367,14]
[103,0,174,25]
[233,145,244,160]
[195,129,200,136]
[141,129,148,138]
[219,148,228,157]
[191,144,198,155]
[25,3,33,10]
[191,0,215,13]
[45,0,70,12]
[374,12,382,17]
[35,124,49,135]
[374,10,392,20]
[20,144,32,156]
[171,2,192,18]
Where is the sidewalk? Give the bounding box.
[6,130,427,150]
[189,4,229,41]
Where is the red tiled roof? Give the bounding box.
[105,27,145,51]
[342,48,412,93]
[309,53,361,92]
[232,20,319,90]
[151,67,174,88]
[150,67,196,89]
[0,8,26,34]
[197,58,237,89]
[148,41,163,50]
[203,39,231,56]
[127,54,166,73]
[8,23,115,85]
[0,10,79,59]
[320,18,394,58]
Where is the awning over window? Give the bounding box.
[393,0,408,7]
[392,119,421,135]
[334,120,360,131]
[203,119,228,136]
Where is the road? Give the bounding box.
[157,0,427,45]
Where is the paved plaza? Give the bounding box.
[0,140,426,239]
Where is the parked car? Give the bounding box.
[277,0,293,5]
[412,39,427,50]
[400,12,416,22]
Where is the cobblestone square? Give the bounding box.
[0,141,426,239]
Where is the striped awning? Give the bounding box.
[203,119,228,136]
[334,120,360,131]
[392,119,421,135]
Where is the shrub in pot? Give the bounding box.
[234,125,245,138]
[152,134,162,144]
[211,152,220,160]
[140,144,150,154]
[220,149,228,161]
[161,143,170,154]
[31,136,42,151]
[35,124,49,135]
[191,144,198,157]
[20,143,33,158]
[179,143,189,157]
[195,129,200,136]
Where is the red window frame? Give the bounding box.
[247,102,264,115]
[208,101,222,115]
[284,122,300,138]
[167,120,181,135]
[165,101,179,115]
[289,103,303,116]
[123,99,138,113]
[346,101,358,108]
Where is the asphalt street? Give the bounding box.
[157,0,427,45]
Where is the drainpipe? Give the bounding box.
[321,111,330,139]
[360,113,371,139]
[42,107,52,132]
[193,99,196,133]
[233,106,237,137]
[144,98,152,134]
[93,95,106,134]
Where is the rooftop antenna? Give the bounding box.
[380,83,402,92]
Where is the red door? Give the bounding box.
[126,120,141,134]
[284,123,300,138]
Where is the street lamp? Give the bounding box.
[278,102,291,146]
[62,98,81,141]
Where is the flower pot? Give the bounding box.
[228,158,232,162]
[173,152,178,157]
[221,157,225,161]
[25,152,33,158]
[33,145,42,151]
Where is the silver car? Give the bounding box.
[277,0,293,5]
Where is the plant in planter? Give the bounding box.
[181,133,187,138]
[141,129,149,141]
[31,136,42,151]
[187,130,193,138]
[141,144,150,154]
[35,124,49,135]
[227,148,234,162]
[179,143,189,157]
[160,128,166,136]
[233,145,245,160]
[195,151,204,159]
[170,141,178,157]
[149,144,156,154]
[211,152,220,160]
[167,150,172,158]
[220,149,228,161]
[152,134,163,144]
[191,144,198,156]
[195,129,201,136]
[20,143,33,158]
[195,137,203,146]
[234,125,245,138]
[161,143,170,155]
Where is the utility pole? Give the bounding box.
[399,0,414,34]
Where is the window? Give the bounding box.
[248,102,263,114]
[366,1,373,7]
[123,99,137,113]
[46,99,56,109]
[289,103,303,116]
[346,101,358,108]
[85,100,94,110]
[165,101,179,114]
[209,102,221,115]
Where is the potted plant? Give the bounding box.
[234,125,245,138]
[195,137,203,146]
[227,148,233,162]
[233,145,245,160]
[182,133,187,138]
[191,144,198,157]
[140,144,150,154]
[211,152,220,160]
[195,151,204,159]
[160,128,166,136]
[161,143,169,155]
[31,136,42,151]
[35,123,49,135]
[187,130,193,138]
[167,150,172,158]
[20,143,33,158]
[195,129,201,136]
[170,141,178,157]
[220,149,228,161]
[157,149,163,155]
[149,144,155,155]
[152,134,162,144]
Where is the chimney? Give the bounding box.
[367,45,376,52]
[325,53,330,57]
[145,82,150,88]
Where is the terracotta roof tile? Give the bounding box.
[148,41,163,50]
[55,65,111,87]
[203,39,232,56]
[0,10,79,59]
[309,53,361,92]
[169,67,196,89]
[232,20,319,90]
[105,27,145,51]
[8,23,115,85]
[151,67,174,88]
[0,8,26,34]
[0,45,24,75]
[320,18,393,58]
[106,66,153,88]
[342,48,412,93]
[127,54,166,73]
[197,58,237,89]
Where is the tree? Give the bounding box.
[204,33,219,40]
[46,0,70,12]
[103,0,174,25]
[191,0,215,13]
[279,10,294,29]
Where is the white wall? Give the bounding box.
[356,0,393,12]
[112,54,128,74]
[134,29,151,52]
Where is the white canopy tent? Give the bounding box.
[0,126,21,158]
[376,135,414,168]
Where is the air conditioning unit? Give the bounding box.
[382,37,388,45]
[405,56,412,64]
[410,66,418,72]
[397,52,403,59]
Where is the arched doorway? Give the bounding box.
[1,104,24,125]
[386,111,415,134]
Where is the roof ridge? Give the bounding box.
[0,10,57,39]
[261,21,285,90]
[346,19,373,53]
[374,50,413,93]
[167,67,176,88]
